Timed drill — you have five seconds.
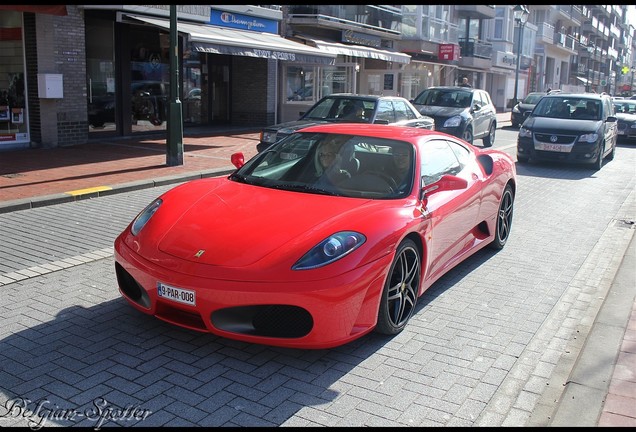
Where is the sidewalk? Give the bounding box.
[0,114,512,212]
[0,127,261,213]
[0,114,634,426]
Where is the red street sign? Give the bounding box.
[438,44,458,61]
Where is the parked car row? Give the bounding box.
[257,94,435,152]
[259,87,499,153]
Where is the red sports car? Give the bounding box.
[114,124,517,349]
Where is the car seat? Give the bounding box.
[340,141,360,174]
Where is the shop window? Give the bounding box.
[0,10,28,145]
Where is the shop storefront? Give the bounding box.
[86,8,336,138]
[0,10,28,148]
[278,34,413,123]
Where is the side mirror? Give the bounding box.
[606,116,617,123]
[231,152,245,169]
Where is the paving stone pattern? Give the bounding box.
[0,147,634,427]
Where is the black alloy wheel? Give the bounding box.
[489,184,514,250]
[483,122,496,147]
[375,239,421,335]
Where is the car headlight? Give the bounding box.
[578,132,600,143]
[131,198,162,236]
[443,116,462,128]
[261,131,278,144]
[518,127,532,138]
[292,231,366,270]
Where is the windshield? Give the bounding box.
[303,97,376,123]
[523,93,544,104]
[413,89,472,108]
[532,97,601,120]
[613,101,636,114]
[231,132,414,199]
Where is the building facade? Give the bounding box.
[0,4,634,152]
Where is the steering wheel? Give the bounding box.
[366,170,398,192]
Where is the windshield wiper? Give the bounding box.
[270,183,340,196]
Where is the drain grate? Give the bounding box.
[1,173,24,178]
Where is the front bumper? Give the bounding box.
[517,136,601,163]
[114,236,392,349]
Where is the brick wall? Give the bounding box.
[231,56,275,126]
[33,5,88,147]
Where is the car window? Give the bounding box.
[304,97,340,120]
[524,93,544,104]
[473,91,484,108]
[420,139,462,185]
[376,100,395,123]
[393,99,417,121]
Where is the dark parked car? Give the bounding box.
[612,99,636,142]
[88,81,170,128]
[510,92,548,128]
[411,86,497,146]
[257,94,435,152]
[517,93,618,170]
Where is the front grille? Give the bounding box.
[212,305,313,338]
[534,133,577,144]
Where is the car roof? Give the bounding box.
[324,93,412,101]
[543,93,608,100]
[425,86,476,92]
[295,123,438,141]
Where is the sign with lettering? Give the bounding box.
[438,44,459,61]
[210,9,278,34]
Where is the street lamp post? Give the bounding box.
[586,44,594,93]
[513,5,529,106]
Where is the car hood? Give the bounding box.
[615,113,636,121]
[414,105,465,118]
[524,116,602,133]
[263,119,331,133]
[156,180,374,267]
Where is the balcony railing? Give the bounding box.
[287,5,402,35]
[458,37,493,59]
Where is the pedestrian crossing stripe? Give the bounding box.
[65,186,112,196]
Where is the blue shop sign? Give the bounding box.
[210,9,278,34]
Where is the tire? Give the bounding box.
[489,184,514,250]
[607,141,616,161]
[462,127,474,144]
[375,239,421,335]
[592,142,605,170]
[483,122,496,147]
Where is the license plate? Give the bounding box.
[157,282,196,306]
[535,143,572,152]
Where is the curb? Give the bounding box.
[0,168,235,214]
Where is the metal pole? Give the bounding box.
[513,21,524,106]
[167,5,184,166]
[586,53,591,93]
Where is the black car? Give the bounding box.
[88,81,169,128]
[612,99,636,142]
[516,93,618,170]
[510,92,547,128]
[411,86,497,146]
[257,94,435,152]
